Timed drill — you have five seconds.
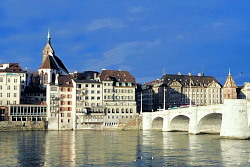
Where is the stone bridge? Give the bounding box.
[142,99,250,139]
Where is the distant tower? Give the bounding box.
[202,66,205,76]
[38,30,69,88]
[222,69,237,100]
[42,29,54,64]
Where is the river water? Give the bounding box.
[0,130,250,167]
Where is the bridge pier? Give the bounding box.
[162,111,171,131]
[188,107,200,134]
[220,99,250,139]
[142,112,153,130]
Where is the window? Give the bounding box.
[8,78,10,83]
[14,93,17,97]
[85,84,88,87]
[97,85,100,88]
[51,87,57,91]
[91,96,95,100]
[7,86,10,90]
[97,97,100,100]
[91,84,95,88]
[97,91,100,94]
[91,90,95,94]
[77,84,81,89]
[0,86,2,90]
[44,73,48,84]
[7,93,10,97]
[61,113,64,117]
[67,113,71,117]
[0,77,3,82]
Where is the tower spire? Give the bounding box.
[47,29,51,44]
[228,69,231,75]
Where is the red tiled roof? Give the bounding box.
[58,75,73,87]
[99,70,136,84]
[39,56,59,70]
[0,63,24,73]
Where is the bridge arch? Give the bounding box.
[197,113,222,134]
[170,115,190,132]
[152,117,163,130]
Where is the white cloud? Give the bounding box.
[212,22,224,28]
[85,39,161,70]
[85,18,125,31]
[129,7,147,14]
[174,32,191,40]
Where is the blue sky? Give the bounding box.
[1,1,250,85]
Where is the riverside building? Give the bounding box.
[98,69,137,127]
[137,72,223,112]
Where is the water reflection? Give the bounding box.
[44,131,76,166]
[221,139,250,166]
[1,131,250,166]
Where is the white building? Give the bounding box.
[0,63,27,105]
[98,69,137,126]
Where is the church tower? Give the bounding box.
[222,69,237,100]
[42,30,54,63]
[38,30,69,88]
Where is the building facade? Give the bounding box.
[0,63,27,106]
[137,73,222,112]
[74,79,105,129]
[98,70,137,126]
[222,71,237,100]
[46,75,76,130]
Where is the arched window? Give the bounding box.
[52,73,56,84]
[112,108,115,113]
[40,71,44,84]
[126,108,129,113]
[44,73,48,84]
[130,108,133,113]
[121,109,124,113]
[116,108,119,113]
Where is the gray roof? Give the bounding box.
[161,74,222,87]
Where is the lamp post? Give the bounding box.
[189,78,192,107]
[163,86,166,110]
[140,93,142,114]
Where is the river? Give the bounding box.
[0,130,250,166]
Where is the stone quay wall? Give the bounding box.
[0,121,46,131]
